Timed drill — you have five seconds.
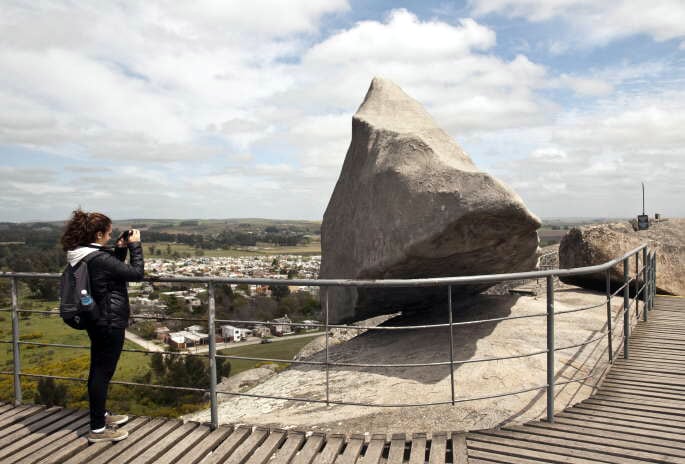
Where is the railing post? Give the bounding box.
[324,287,330,406]
[447,285,455,405]
[605,270,613,364]
[653,253,657,304]
[11,277,22,405]
[623,258,630,360]
[634,252,639,319]
[207,281,218,430]
[546,275,555,423]
[642,248,648,322]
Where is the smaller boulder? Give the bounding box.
[559,219,685,295]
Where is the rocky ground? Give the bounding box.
[185,283,633,434]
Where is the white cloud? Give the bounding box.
[471,0,685,47]
[555,75,614,96]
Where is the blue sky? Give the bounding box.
[1,0,684,222]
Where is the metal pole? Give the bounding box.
[634,252,639,319]
[447,285,455,405]
[623,258,629,360]
[324,288,330,406]
[11,277,22,405]
[642,248,648,322]
[207,282,218,430]
[546,275,555,423]
[605,270,613,364]
[653,253,658,303]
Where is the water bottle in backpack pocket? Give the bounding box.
[59,254,100,330]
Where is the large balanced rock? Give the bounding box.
[320,77,541,322]
[559,218,685,295]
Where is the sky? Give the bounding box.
[1,0,684,222]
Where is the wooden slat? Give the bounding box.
[0,405,44,427]
[175,425,234,464]
[92,419,181,464]
[0,406,63,444]
[468,433,651,464]
[408,433,426,464]
[0,409,88,462]
[270,431,305,464]
[336,434,365,464]
[245,429,287,464]
[13,422,90,464]
[359,434,386,464]
[154,423,211,464]
[559,408,685,435]
[200,425,252,464]
[315,433,345,464]
[520,421,685,454]
[290,432,324,464]
[468,448,560,464]
[0,403,15,415]
[63,418,164,464]
[37,417,149,464]
[479,427,682,463]
[224,427,270,464]
[427,432,447,464]
[451,433,468,464]
[386,433,406,464]
[128,421,198,464]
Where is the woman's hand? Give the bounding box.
[129,229,141,243]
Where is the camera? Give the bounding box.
[119,229,133,241]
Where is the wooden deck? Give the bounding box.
[0,295,682,463]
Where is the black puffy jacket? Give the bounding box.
[87,242,144,329]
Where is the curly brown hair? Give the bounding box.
[60,209,112,251]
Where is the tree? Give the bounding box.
[269,284,290,301]
[149,245,156,256]
[36,378,67,407]
[27,278,59,300]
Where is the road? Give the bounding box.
[124,330,323,354]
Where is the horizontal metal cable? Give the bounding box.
[554,333,605,351]
[554,300,607,315]
[555,373,596,387]
[0,244,648,286]
[0,371,207,393]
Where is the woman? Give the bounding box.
[60,209,144,443]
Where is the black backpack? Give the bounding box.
[59,252,101,330]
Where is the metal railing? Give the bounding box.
[0,244,656,429]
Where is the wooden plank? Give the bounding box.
[2,413,89,464]
[480,427,684,462]
[0,409,88,462]
[451,433,468,464]
[154,423,211,464]
[593,392,685,409]
[0,406,63,443]
[314,433,344,464]
[335,433,365,464]
[37,417,149,464]
[270,431,305,464]
[290,432,324,464]
[200,425,252,464]
[522,420,685,452]
[468,448,578,464]
[427,432,447,464]
[0,403,14,415]
[13,421,90,464]
[244,428,287,464]
[594,385,684,402]
[223,427,270,464]
[467,437,610,464]
[128,421,198,464]
[386,433,406,464]
[359,434,386,464]
[601,379,685,395]
[175,425,234,464]
[408,433,426,464]
[468,433,653,464]
[63,418,164,464]
[565,405,685,430]
[93,419,181,464]
[559,408,685,435]
[0,405,44,428]
[582,397,685,417]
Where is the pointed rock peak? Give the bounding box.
[356,77,436,133]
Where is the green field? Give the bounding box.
[218,335,320,377]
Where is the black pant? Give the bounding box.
[86,325,125,430]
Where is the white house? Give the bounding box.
[221,325,242,342]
